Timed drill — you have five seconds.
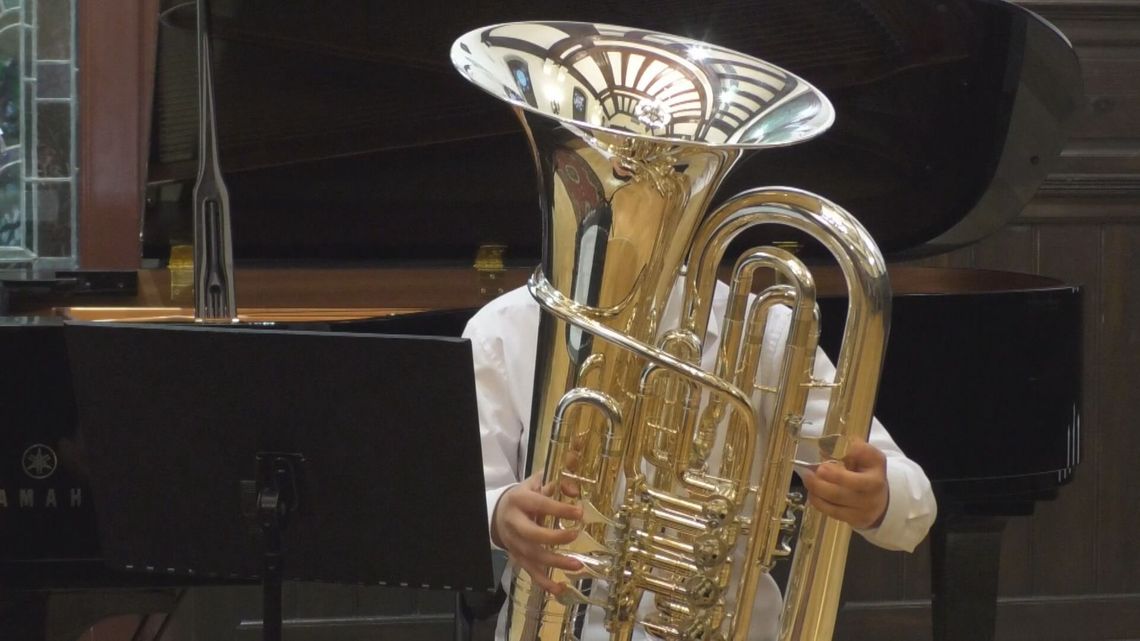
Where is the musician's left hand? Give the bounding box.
[799,439,889,530]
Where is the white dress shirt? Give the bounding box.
[463,283,936,641]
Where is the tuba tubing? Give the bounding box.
[687,188,890,641]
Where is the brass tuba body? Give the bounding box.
[452,22,891,641]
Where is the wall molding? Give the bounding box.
[1039,173,1140,197]
[1019,194,1140,223]
[1024,1,1140,206]
[1019,0,1140,22]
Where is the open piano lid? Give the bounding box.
[144,0,1083,263]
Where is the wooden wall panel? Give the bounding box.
[995,501,1036,595]
[1028,1,1140,197]
[900,539,933,600]
[1096,224,1140,593]
[1027,0,1140,605]
[844,538,904,602]
[1032,224,1101,595]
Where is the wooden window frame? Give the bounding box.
[77,1,158,270]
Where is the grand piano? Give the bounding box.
[0,1,1083,640]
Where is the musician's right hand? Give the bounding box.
[491,472,584,595]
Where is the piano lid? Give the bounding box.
[143,0,1083,263]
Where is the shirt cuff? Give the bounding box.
[854,460,916,552]
[486,483,518,552]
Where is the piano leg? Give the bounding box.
[930,513,1007,641]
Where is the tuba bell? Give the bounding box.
[452,22,891,641]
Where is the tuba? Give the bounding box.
[452,22,891,641]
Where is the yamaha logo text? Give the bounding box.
[0,443,84,509]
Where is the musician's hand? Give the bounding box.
[800,439,889,530]
[491,472,584,595]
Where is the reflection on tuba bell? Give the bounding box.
[452,22,891,641]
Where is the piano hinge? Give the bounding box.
[474,243,507,299]
[168,244,194,305]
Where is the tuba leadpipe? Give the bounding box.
[453,21,890,641]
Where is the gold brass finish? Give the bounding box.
[475,244,508,272]
[168,244,195,304]
[476,244,509,299]
[453,22,890,641]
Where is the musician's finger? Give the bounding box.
[515,557,565,596]
[516,490,583,521]
[509,514,579,546]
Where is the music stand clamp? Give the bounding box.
[65,322,495,641]
[240,452,305,641]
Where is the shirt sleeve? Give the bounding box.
[464,317,524,551]
[803,346,937,553]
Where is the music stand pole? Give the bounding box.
[247,453,303,641]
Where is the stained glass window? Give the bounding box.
[0,0,77,268]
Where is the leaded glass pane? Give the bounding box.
[36,0,69,60]
[35,101,68,177]
[33,180,68,255]
[0,0,77,268]
[36,61,68,98]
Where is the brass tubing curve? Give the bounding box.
[706,248,816,488]
[691,187,889,641]
[646,330,703,482]
[529,272,760,497]
[546,387,623,508]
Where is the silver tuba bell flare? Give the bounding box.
[452,21,891,641]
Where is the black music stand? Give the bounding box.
[63,322,494,641]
